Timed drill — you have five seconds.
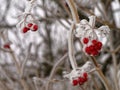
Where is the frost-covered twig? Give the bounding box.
[109,33,119,90]
[68,23,78,69]
[45,53,68,90]
[66,0,79,23]
[20,43,32,78]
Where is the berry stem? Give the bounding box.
[91,56,111,90]
[68,23,78,69]
[65,0,79,23]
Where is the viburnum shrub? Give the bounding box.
[63,15,110,87]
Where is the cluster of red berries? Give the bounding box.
[3,44,10,49]
[72,72,88,86]
[22,23,38,33]
[82,37,102,56]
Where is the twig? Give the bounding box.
[0,47,13,53]
[20,43,32,78]
[66,0,79,23]
[0,66,14,87]
[45,53,68,90]
[109,33,119,90]
[68,23,78,69]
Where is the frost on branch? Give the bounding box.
[75,16,110,56]
[76,0,98,6]
[63,61,93,86]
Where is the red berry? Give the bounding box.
[93,44,98,50]
[92,39,98,45]
[32,24,38,31]
[4,44,10,49]
[78,77,84,83]
[97,42,102,50]
[27,23,33,28]
[83,38,89,44]
[83,77,88,82]
[72,79,78,86]
[22,27,30,33]
[85,47,91,55]
[83,72,88,78]
[91,50,99,56]
[89,45,95,52]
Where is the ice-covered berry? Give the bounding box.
[72,79,78,86]
[22,27,30,33]
[92,39,98,45]
[78,77,84,85]
[83,72,88,78]
[27,23,33,28]
[32,24,38,31]
[85,46,91,55]
[83,38,89,44]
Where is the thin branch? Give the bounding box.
[68,23,78,69]
[45,53,68,90]
[66,0,80,23]
[20,43,32,78]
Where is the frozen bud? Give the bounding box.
[80,19,89,25]
[81,61,93,72]
[98,25,110,37]
[89,16,96,28]
[75,25,86,37]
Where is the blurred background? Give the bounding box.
[0,0,120,90]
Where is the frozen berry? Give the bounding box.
[27,23,33,28]
[83,77,88,82]
[32,24,38,31]
[78,77,84,85]
[83,38,89,44]
[72,79,78,86]
[22,27,30,33]
[91,50,99,56]
[4,44,10,49]
[92,39,98,45]
[85,47,91,55]
[97,42,102,50]
[83,72,88,78]
[89,45,95,52]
